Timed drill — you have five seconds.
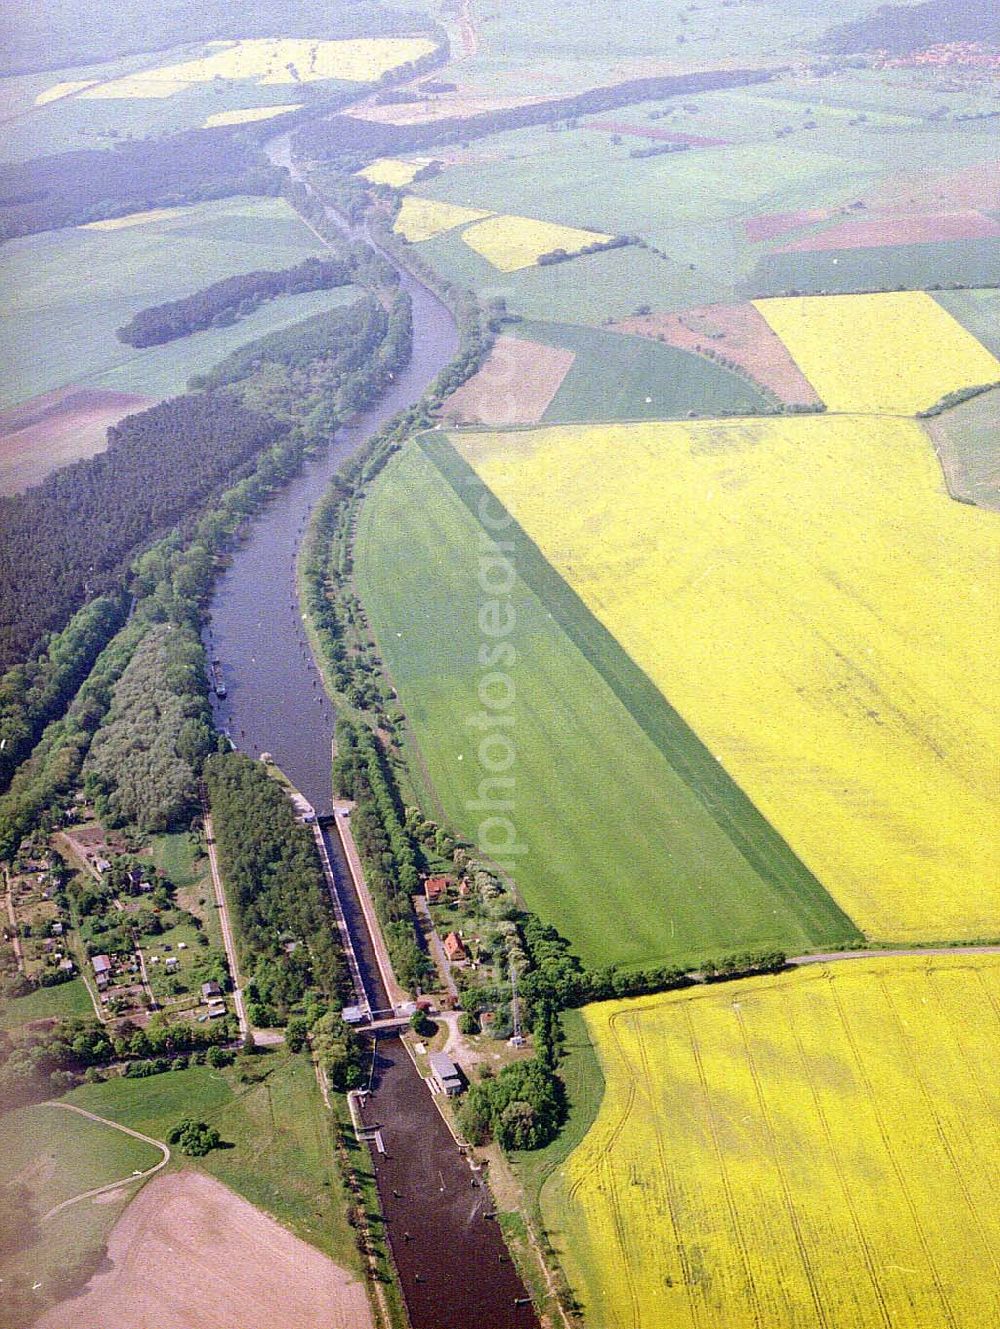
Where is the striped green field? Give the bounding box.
[353,437,860,971]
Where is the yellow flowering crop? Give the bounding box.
[202,104,301,128]
[548,956,1000,1329]
[460,214,613,271]
[81,37,436,98]
[393,196,492,242]
[357,157,430,187]
[453,416,999,942]
[754,292,1000,413]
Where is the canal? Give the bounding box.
[204,137,539,1329]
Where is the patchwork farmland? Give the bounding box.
[452,411,999,942]
[547,955,1000,1329]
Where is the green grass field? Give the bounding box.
[750,238,1000,298]
[934,288,1000,356]
[512,319,769,419]
[0,195,360,408]
[0,977,93,1029]
[354,440,859,971]
[924,387,1000,512]
[63,1053,361,1272]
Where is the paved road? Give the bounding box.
[202,812,249,1043]
[789,944,1000,966]
[39,1101,170,1222]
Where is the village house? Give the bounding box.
[424,874,453,905]
[92,954,112,989]
[201,980,222,1002]
[443,932,466,964]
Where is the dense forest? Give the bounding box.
[203,751,350,1023]
[83,623,213,831]
[0,132,284,239]
[0,0,441,74]
[821,0,999,54]
[294,67,776,166]
[117,256,356,348]
[0,594,127,793]
[0,392,284,670]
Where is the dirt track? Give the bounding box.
[35,1170,374,1329]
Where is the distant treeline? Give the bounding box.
[0,131,284,239]
[117,256,355,348]
[820,0,999,55]
[204,751,351,1022]
[294,67,777,165]
[1,0,443,76]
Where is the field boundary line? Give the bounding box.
[418,431,860,945]
[682,1003,765,1329]
[39,1101,170,1222]
[732,1004,829,1329]
[786,1007,893,1328]
[877,973,1000,1282]
[825,974,959,1329]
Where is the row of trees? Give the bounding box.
[294,67,776,167]
[0,593,127,793]
[204,751,351,1023]
[118,256,355,347]
[333,719,432,994]
[0,1012,233,1111]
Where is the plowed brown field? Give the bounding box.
[35,1170,373,1329]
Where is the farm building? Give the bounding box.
[443,932,467,963]
[429,1052,463,1096]
[424,874,453,904]
[207,1000,227,1019]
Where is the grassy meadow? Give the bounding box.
[547,955,1000,1329]
[0,196,360,408]
[454,416,999,943]
[0,978,93,1029]
[354,439,859,972]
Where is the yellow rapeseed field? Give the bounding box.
[460,214,613,271]
[34,80,97,106]
[454,416,1000,941]
[393,195,492,242]
[80,207,192,231]
[754,292,1000,413]
[357,157,431,187]
[202,104,301,128]
[81,37,436,98]
[548,955,1000,1329]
